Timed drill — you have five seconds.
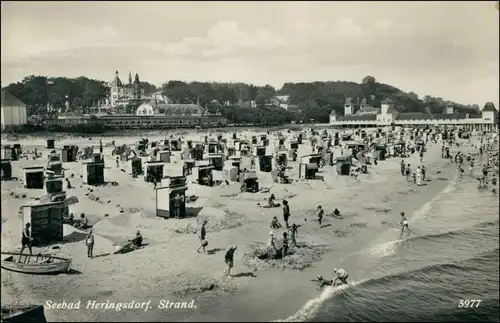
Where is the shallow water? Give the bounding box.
[300,172,499,322]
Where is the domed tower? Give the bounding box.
[344,97,354,116]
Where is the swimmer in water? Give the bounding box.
[400,212,409,238]
[313,275,333,289]
[333,268,349,286]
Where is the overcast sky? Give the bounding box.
[1,1,498,107]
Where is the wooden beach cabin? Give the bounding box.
[301,154,322,167]
[82,161,105,185]
[258,155,273,172]
[130,157,143,175]
[46,139,55,149]
[207,141,220,154]
[240,171,259,192]
[45,177,63,195]
[288,140,299,150]
[143,161,164,183]
[1,159,13,180]
[275,151,288,166]
[335,157,352,175]
[155,176,188,218]
[183,159,195,176]
[254,146,267,157]
[298,163,319,180]
[21,201,65,246]
[208,153,224,171]
[191,165,214,186]
[61,145,77,162]
[158,150,171,163]
[23,166,45,189]
[2,145,18,161]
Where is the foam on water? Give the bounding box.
[275,281,364,322]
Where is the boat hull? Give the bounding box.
[1,252,72,275]
[1,305,47,322]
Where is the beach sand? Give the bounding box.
[1,130,459,322]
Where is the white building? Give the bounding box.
[330,98,498,131]
[1,90,28,129]
[107,70,145,107]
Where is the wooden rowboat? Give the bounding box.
[1,304,47,322]
[1,252,71,275]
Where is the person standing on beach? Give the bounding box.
[400,212,409,238]
[405,164,411,181]
[289,224,300,247]
[315,206,324,226]
[421,165,426,181]
[400,160,406,176]
[282,200,291,229]
[224,245,237,277]
[282,232,289,258]
[20,223,33,255]
[196,220,208,253]
[416,166,422,186]
[85,230,95,258]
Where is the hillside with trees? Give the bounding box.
[2,74,481,125]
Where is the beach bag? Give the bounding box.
[201,240,208,247]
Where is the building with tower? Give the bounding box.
[107,70,145,107]
[330,98,498,131]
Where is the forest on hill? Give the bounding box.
[2,74,481,125]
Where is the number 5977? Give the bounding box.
[458,300,481,308]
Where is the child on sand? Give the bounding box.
[400,212,409,238]
[224,245,237,277]
[196,220,208,253]
[315,206,324,226]
[289,224,300,247]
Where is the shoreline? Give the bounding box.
[1,134,459,322]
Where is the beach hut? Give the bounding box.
[2,145,18,161]
[226,146,235,157]
[155,175,188,218]
[143,161,164,183]
[254,146,266,157]
[82,161,105,185]
[170,139,181,151]
[21,201,65,246]
[130,157,143,175]
[158,150,171,163]
[251,136,258,145]
[191,143,204,161]
[288,141,299,150]
[61,145,77,162]
[207,142,220,154]
[276,151,288,166]
[46,139,55,149]
[301,154,322,167]
[46,160,62,176]
[223,165,239,182]
[335,157,351,176]
[298,163,319,180]
[240,171,259,192]
[23,166,45,189]
[1,159,13,180]
[92,153,103,163]
[288,149,298,162]
[45,177,63,195]
[183,160,195,176]
[208,153,224,171]
[233,139,241,151]
[322,150,334,166]
[258,155,273,172]
[191,165,214,186]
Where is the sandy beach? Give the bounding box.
[0,129,469,322]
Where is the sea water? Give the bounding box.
[285,172,499,322]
